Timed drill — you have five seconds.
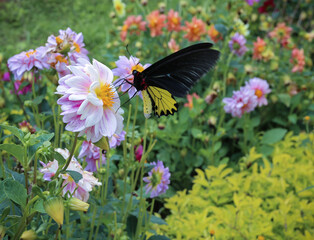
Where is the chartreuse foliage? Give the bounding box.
[156,132,314,240]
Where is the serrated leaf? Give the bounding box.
[66,170,82,183]
[261,128,287,145]
[0,144,25,166]
[3,179,27,208]
[0,124,24,143]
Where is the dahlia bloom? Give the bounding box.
[8,47,50,80]
[233,19,250,37]
[244,78,271,107]
[40,148,101,202]
[2,72,10,82]
[78,141,106,172]
[135,144,143,162]
[258,0,275,13]
[246,0,259,5]
[229,33,248,57]
[120,15,146,41]
[184,93,200,110]
[13,72,37,95]
[112,56,150,98]
[290,48,305,73]
[146,10,166,37]
[208,24,222,43]
[166,9,181,32]
[168,38,180,52]
[143,160,171,198]
[269,22,292,47]
[253,37,266,60]
[56,58,124,143]
[183,17,206,42]
[223,87,258,118]
[109,130,126,148]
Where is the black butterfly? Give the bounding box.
[124,42,220,118]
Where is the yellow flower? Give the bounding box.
[113,0,125,18]
[20,229,37,240]
[68,197,90,212]
[44,197,64,226]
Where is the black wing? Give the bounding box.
[142,43,220,98]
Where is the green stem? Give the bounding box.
[88,206,97,240]
[93,210,103,240]
[60,133,79,174]
[33,152,38,185]
[24,145,29,195]
[222,52,234,97]
[103,142,111,204]
[65,206,70,239]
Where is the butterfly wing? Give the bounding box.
[146,86,178,117]
[142,89,153,118]
[142,43,220,98]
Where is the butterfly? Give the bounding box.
[124,42,220,118]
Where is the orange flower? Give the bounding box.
[120,15,146,41]
[269,22,292,47]
[290,48,305,73]
[208,24,222,43]
[168,38,179,52]
[184,93,200,109]
[166,9,181,32]
[183,17,206,42]
[146,10,166,37]
[253,37,266,60]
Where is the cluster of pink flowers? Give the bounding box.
[223,78,271,118]
[40,148,101,202]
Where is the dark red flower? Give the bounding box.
[258,0,275,13]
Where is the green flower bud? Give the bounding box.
[44,197,64,226]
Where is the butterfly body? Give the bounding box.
[131,43,220,118]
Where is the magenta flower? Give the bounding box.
[245,0,259,6]
[143,160,171,198]
[78,141,106,172]
[229,33,248,57]
[2,72,10,82]
[7,47,50,80]
[244,78,271,107]
[56,58,124,143]
[135,144,143,162]
[223,87,258,118]
[40,148,101,202]
[112,56,150,99]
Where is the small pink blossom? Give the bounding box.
[166,9,181,32]
[290,48,305,73]
[120,15,146,41]
[146,10,166,37]
[245,0,259,6]
[78,141,106,172]
[168,38,180,53]
[229,33,248,57]
[244,78,271,107]
[183,17,206,42]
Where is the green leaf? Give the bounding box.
[53,151,66,165]
[191,128,202,139]
[126,214,138,239]
[66,170,82,183]
[0,124,24,143]
[150,215,167,225]
[32,198,46,213]
[32,95,45,105]
[288,114,297,124]
[148,236,171,240]
[261,128,287,145]
[0,144,25,166]
[2,179,27,208]
[277,93,291,107]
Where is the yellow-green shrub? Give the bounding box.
[157,132,314,240]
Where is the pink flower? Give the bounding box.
[253,37,266,60]
[223,87,258,118]
[168,38,180,52]
[109,130,126,148]
[229,33,248,57]
[120,15,146,41]
[184,93,200,110]
[166,9,181,32]
[269,22,292,47]
[183,17,206,42]
[135,144,143,162]
[112,56,150,98]
[2,72,10,82]
[290,48,305,73]
[146,10,166,37]
[40,148,101,202]
[56,58,124,143]
[8,47,50,80]
[78,141,106,172]
[244,78,271,107]
[143,160,170,198]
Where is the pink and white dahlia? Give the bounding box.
[229,33,248,57]
[56,58,124,143]
[40,148,101,202]
[112,56,150,98]
[78,141,106,172]
[244,78,271,106]
[223,87,258,118]
[8,47,50,80]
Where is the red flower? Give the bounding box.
[258,0,275,13]
[166,9,181,32]
[183,17,206,42]
[120,15,146,41]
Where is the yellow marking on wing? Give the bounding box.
[142,90,153,118]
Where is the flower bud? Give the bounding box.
[20,229,37,240]
[44,197,64,226]
[68,197,89,212]
[0,225,5,239]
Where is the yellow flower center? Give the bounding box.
[55,55,68,64]
[56,36,63,45]
[26,50,36,58]
[73,42,81,53]
[95,83,115,108]
[131,64,144,73]
[255,89,263,98]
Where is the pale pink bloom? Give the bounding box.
[167,9,181,32]
[183,17,206,42]
[56,58,124,143]
[146,10,166,37]
[269,22,292,47]
[244,78,271,107]
[40,148,101,202]
[223,87,258,118]
[290,48,305,73]
[109,130,126,148]
[168,38,180,52]
[120,15,146,41]
[112,56,150,98]
[8,47,50,80]
[229,33,248,57]
[78,141,106,172]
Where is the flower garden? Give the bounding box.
[0,0,313,239]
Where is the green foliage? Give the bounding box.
[158,132,314,239]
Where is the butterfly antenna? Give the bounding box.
[115,89,139,113]
[125,44,139,66]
